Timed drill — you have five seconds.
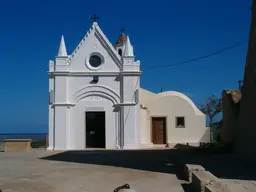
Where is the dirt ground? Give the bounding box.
[0,149,187,192]
[0,147,255,192]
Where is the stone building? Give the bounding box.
[235,0,256,158]
[220,90,241,146]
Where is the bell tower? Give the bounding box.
[115,28,127,57]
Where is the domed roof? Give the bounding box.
[115,33,127,47]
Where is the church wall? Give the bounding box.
[68,76,120,101]
[123,105,139,148]
[69,33,120,72]
[146,95,207,145]
[48,74,54,150]
[48,106,54,150]
[49,22,141,150]
[55,76,67,103]
[71,98,118,149]
[122,76,140,148]
[123,76,139,103]
[54,106,69,150]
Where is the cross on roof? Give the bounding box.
[91,14,100,22]
[120,28,126,33]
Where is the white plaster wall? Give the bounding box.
[48,74,54,150]
[68,76,120,103]
[122,76,140,148]
[140,109,152,146]
[55,76,67,103]
[141,91,207,145]
[72,98,118,149]
[70,30,120,72]
[139,88,155,104]
[48,106,54,149]
[54,106,68,150]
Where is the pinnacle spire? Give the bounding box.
[123,36,134,57]
[57,35,67,57]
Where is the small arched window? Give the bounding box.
[118,49,122,56]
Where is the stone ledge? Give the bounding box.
[192,170,218,192]
[205,181,227,192]
[220,179,256,192]
[184,164,205,182]
[4,139,31,152]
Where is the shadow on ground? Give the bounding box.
[40,145,256,182]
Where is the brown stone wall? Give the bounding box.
[220,90,240,145]
[4,140,31,152]
[235,0,256,159]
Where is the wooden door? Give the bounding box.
[152,117,166,144]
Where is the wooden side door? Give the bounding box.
[152,117,166,144]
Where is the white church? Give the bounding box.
[48,20,209,150]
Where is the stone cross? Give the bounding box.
[91,14,100,22]
[120,28,126,33]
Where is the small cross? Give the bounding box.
[120,28,126,33]
[91,14,100,22]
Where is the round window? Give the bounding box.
[89,55,102,68]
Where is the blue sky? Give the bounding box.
[0,0,251,133]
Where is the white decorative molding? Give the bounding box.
[68,22,122,70]
[85,52,105,71]
[57,35,68,57]
[81,95,106,101]
[52,103,76,107]
[48,71,120,77]
[154,91,205,116]
[55,56,69,59]
[122,144,140,149]
[120,71,142,76]
[73,85,120,101]
[53,147,67,151]
[140,143,154,148]
[113,102,136,107]
[49,60,55,72]
[47,146,53,150]
[73,85,120,104]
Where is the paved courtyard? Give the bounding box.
[0,149,187,192]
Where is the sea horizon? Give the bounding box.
[0,133,48,135]
[0,133,48,143]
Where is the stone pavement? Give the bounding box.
[0,149,187,192]
[220,179,256,191]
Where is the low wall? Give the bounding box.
[4,139,31,152]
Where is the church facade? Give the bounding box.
[48,21,209,150]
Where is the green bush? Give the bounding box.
[31,140,46,148]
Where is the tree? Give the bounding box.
[200,95,222,128]
[200,95,222,142]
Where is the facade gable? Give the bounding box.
[69,22,122,72]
